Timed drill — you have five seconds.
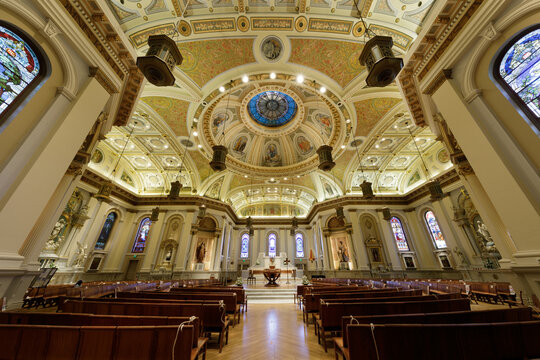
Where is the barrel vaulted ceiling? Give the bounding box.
[88,0,454,217]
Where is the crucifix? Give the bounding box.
[284,257,291,284]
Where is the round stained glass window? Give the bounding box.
[247,91,297,127]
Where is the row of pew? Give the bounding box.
[297,280,540,359]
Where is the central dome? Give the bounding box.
[247,91,297,127]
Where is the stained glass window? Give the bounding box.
[95,212,117,250]
[295,233,304,258]
[390,217,409,251]
[268,233,277,257]
[495,26,540,125]
[132,217,151,253]
[240,233,249,258]
[248,91,297,127]
[424,211,447,249]
[0,22,44,121]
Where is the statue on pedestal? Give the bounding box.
[72,242,88,267]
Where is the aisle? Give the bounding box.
[207,303,334,360]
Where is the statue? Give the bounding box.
[195,241,206,263]
[453,247,467,266]
[337,240,349,263]
[45,218,67,250]
[73,242,88,267]
[476,220,497,252]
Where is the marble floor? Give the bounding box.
[206,303,334,360]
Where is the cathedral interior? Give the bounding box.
[0,0,539,320]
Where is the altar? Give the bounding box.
[250,252,288,270]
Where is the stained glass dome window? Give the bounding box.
[132,217,151,253]
[247,91,297,127]
[495,26,540,129]
[0,22,46,125]
[424,210,447,249]
[95,212,117,250]
[295,233,304,258]
[240,233,249,258]
[390,217,409,251]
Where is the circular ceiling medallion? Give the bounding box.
[177,20,191,36]
[237,16,249,32]
[352,22,366,37]
[247,91,297,128]
[260,36,283,62]
[295,16,307,32]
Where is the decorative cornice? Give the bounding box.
[423,69,452,96]
[89,67,118,95]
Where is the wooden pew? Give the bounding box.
[0,324,199,360]
[334,306,534,358]
[318,298,471,352]
[170,287,247,314]
[344,321,540,360]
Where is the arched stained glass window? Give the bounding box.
[132,217,151,253]
[424,211,447,249]
[95,212,117,250]
[0,21,48,127]
[494,25,540,131]
[240,233,249,258]
[268,233,277,257]
[295,233,304,258]
[390,216,409,251]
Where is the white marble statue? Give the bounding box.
[45,218,67,251]
[73,242,88,267]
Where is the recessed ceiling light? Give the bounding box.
[283,177,288,180]
[193,131,198,137]
[320,86,327,93]
[197,144,202,148]
[242,75,249,83]
[296,74,304,84]
[270,72,276,79]
[270,178,275,181]
[219,86,225,93]
[375,144,380,149]
[244,175,248,178]
[297,175,300,178]
[346,119,351,123]
[415,137,420,141]
[341,145,346,149]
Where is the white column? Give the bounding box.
[347,209,370,270]
[404,210,438,269]
[375,211,402,271]
[175,211,195,271]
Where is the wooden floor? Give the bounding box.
[207,303,334,360]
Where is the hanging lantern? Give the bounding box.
[382,207,392,221]
[197,204,207,219]
[290,228,296,236]
[292,217,298,229]
[246,216,253,229]
[428,180,444,201]
[210,145,228,171]
[317,145,335,171]
[336,206,345,220]
[150,207,160,222]
[249,227,254,236]
[168,180,182,199]
[95,180,113,201]
[359,36,404,87]
[137,35,183,86]
[360,180,374,199]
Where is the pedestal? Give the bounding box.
[263,268,281,287]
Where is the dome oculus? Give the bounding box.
[247,91,297,127]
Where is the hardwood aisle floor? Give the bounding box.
[207,303,335,360]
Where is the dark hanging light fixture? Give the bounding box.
[197,203,207,220]
[354,1,403,87]
[137,35,183,87]
[313,81,335,172]
[336,206,345,220]
[353,137,374,199]
[210,81,233,171]
[150,206,160,222]
[406,121,444,201]
[96,121,137,201]
[169,120,197,199]
[382,207,392,221]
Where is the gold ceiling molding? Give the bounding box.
[295,16,308,32]
[191,18,236,33]
[308,18,352,34]
[130,23,176,48]
[398,0,484,126]
[251,17,294,30]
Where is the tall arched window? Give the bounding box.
[424,210,447,249]
[0,21,49,129]
[295,233,304,258]
[132,217,151,253]
[240,233,249,258]
[390,216,409,251]
[493,25,540,131]
[268,233,277,257]
[95,212,117,250]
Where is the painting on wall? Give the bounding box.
[407,170,421,187]
[263,204,282,216]
[205,179,222,199]
[313,112,333,137]
[295,134,313,156]
[231,135,248,156]
[91,149,104,164]
[212,111,229,136]
[120,171,135,187]
[263,142,282,166]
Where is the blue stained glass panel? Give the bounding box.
[247,91,297,127]
[240,233,249,258]
[268,233,277,257]
[132,217,151,253]
[0,25,41,116]
[499,28,540,117]
[95,212,117,250]
[295,233,304,258]
[390,217,409,251]
[425,211,447,249]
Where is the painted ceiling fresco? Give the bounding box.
[289,39,365,88]
[354,98,402,136]
[141,97,190,137]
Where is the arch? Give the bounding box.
[131,217,152,253]
[267,232,277,257]
[424,210,447,249]
[295,231,305,258]
[240,232,249,258]
[491,24,540,132]
[94,211,118,250]
[0,20,50,131]
[389,216,410,251]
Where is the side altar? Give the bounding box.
[250,252,288,270]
